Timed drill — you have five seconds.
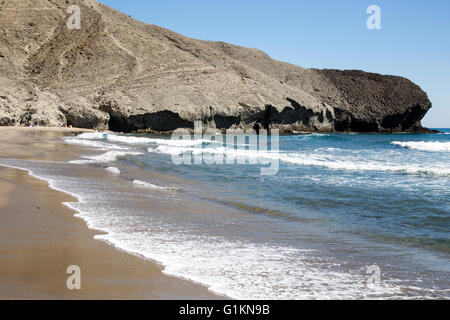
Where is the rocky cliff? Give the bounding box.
[0,0,432,133]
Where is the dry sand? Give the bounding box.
[0,127,222,299]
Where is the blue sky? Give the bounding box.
[99,0,449,128]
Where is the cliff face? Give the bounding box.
[0,0,432,133]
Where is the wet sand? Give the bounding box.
[0,127,222,299]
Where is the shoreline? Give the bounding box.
[0,127,224,300]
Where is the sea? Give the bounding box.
[1,128,449,299]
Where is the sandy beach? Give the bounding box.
[0,127,221,300]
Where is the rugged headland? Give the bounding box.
[0,0,432,133]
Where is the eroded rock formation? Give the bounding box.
[0,0,432,133]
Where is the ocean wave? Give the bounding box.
[73,132,108,140]
[70,151,143,164]
[93,230,409,300]
[70,131,209,147]
[392,141,450,152]
[315,147,342,152]
[133,179,178,191]
[63,136,127,150]
[106,166,121,174]
[281,154,450,177]
[151,144,450,177]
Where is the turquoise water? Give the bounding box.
[170,130,450,254]
[1,129,449,299]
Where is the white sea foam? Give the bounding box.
[63,138,108,149]
[63,133,132,151]
[106,166,121,174]
[69,131,208,147]
[392,141,450,152]
[281,154,450,177]
[93,230,407,300]
[70,151,143,164]
[63,136,126,150]
[151,144,450,177]
[315,147,342,152]
[133,179,177,191]
[63,190,407,299]
[72,132,108,140]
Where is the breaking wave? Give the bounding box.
[151,144,450,177]
[133,179,178,191]
[70,132,209,147]
[70,151,143,164]
[106,166,121,174]
[392,141,450,152]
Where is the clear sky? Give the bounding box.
[99,0,449,128]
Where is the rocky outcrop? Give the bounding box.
[0,0,432,133]
[312,70,432,133]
